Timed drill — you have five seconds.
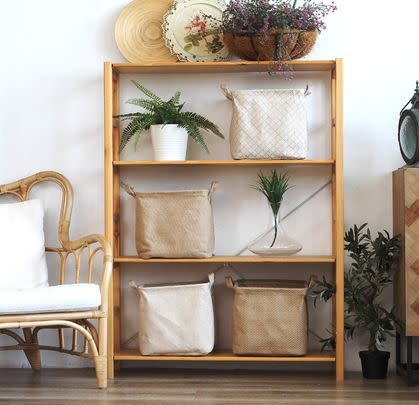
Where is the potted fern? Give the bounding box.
[312,224,401,379]
[117,81,224,161]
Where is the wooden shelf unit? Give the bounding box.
[104,59,344,381]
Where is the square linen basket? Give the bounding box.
[125,182,217,259]
[226,277,314,356]
[130,273,215,356]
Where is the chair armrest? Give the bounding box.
[47,234,112,314]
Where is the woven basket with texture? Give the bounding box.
[125,182,217,259]
[223,29,317,61]
[226,277,313,356]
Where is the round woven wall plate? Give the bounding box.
[163,0,228,62]
[115,0,177,63]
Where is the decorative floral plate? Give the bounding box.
[163,0,229,62]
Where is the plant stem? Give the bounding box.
[368,333,377,352]
[270,210,279,247]
[270,223,278,248]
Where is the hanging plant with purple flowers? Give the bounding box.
[220,0,336,68]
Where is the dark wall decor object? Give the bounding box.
[393,168,419,385]
[398,81,419,165]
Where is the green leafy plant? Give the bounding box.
[312,275,335,308]
[252,170,292,247]
[117,81,224,151]
[312,224,401,352]
[318,328,336,352]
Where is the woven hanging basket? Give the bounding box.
[223,29,317,61]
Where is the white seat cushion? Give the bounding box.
[0,199,49,289]
[0,283,101,315]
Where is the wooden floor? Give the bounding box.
[0,369,418,404]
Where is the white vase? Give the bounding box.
[150,124,188,161]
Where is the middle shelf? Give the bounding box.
[114,255,336,264]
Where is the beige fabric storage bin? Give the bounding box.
[222,86,309,160]
[226,277,313,356]
[125,182,217,259]
[130,273,215,356]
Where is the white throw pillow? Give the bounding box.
[0,199,49,289]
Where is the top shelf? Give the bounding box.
[113,159,334,167]
[111,60,336,74]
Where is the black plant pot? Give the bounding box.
[359,350,390,379]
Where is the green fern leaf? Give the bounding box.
[114,112,142,119]
[126,99,157,112]
[179,112,224,138]
[133,114,156,150]
[169,91,181,105]
[131,81,164,104]
[120,119,140,150]
[178,121,209,153]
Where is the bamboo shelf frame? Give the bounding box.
[104,59,344,381]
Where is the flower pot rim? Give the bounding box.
[359,350,391,356]
[359,350,391,353]
[223,29,317,37]
[150,123,182,128]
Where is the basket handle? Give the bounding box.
[209,181,218,198]
[129,280,143,292]
[220,84,233,101]
[225,276,235,289]
[121,181,136,198]
[307,275,317,289]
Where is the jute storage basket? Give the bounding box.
[130,273,215,355]
[222,85,309,160]
[226,277,314,356]
[125,182,217,258]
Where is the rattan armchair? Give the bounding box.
[0,171,112,388]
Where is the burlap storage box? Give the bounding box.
[125,182,217,259]
[130,273,215,355]
[226,277,313,356]
[222,85,309,160]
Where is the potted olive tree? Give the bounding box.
[117,81,224,161]
[312,224,401,379]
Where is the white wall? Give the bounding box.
[0,0,417,371]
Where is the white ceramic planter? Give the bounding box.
[150,124,188,161]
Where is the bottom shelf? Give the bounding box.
[115,349,336,363]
